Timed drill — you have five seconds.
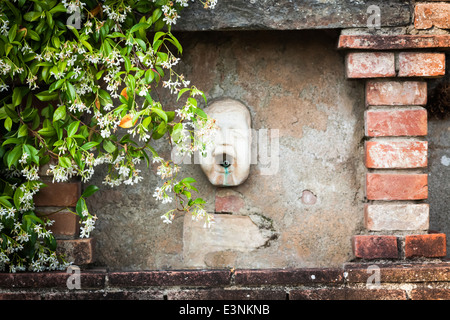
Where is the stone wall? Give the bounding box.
[84,30,366,270]
[7,0,450,301]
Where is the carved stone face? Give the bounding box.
[199,99,251,187]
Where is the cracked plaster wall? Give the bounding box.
[86,30,366,270]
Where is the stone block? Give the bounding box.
[352,235,399,259]
[34,182,80,207]
[398,52,446,77]
[415,3,450,29]
[56,238,95,265]
[364,203,429,231]
[365,173,428,200]
[365,81,427,106]
[183,214,273,268]
[36,209,79,238]
[404,233,447,258]
[215,189,245,214]
[346,52,396,78]
[365,140,427,169]
[365,108,428,137]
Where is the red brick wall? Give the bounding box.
[341,9,449,260]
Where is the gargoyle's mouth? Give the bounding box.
[215,153,233,172]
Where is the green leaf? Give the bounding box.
[130,22,151,33]
[0,196,13,208]
[168,33,183,54]
[28,29,40,41]
[59,156,71,168]
[153,31,166,46]
[82,185,99,198]
[151,107,168,123]
[7,144,22,169]
[80,40,92,52]
[23,11,41,22]
[37,120,56,136]
[171,122,183,142]
[46,11,54,28]
[80,141,99,151]
[8,23,17,44]
[49,3,67,14]
[53,104,66,122]
[177,88,190,101]
[23,144,39,165]
[4,117,12,131]
[17,124,28,138]
[2,138,22,146]
[35,90,59,101]
[13,184,23,209]
[145,68,154,84]
[66,120,80,137]
[66,82,76,102]
[102,140,116,153]
[182,177,197,184]
[152,122,167,140]
[152,8,162,22]
[76,197,86,216]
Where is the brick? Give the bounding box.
[415,3,450,29]
[289,288,347,300]
[215,190,245,213]
[234,268,344,286]
[56,238,95,265]
[345,52,395,78]
[338,34,450,50]
[365,140,427,169]
[167,289,286,300]
[366,81,427,106]
[365,108,427,137]
[365,173,428,200]
[289,287,407,300]
[364,203,429,231]
[410,288,450,300]
[0,292,42,300]
[398,52,446,77]
[404,233,447,258]
[108,270,232,287]
[346,262,450,283]
[34,182,80,207]
[36,209,79,238]
[352,235,398,259]
[0,270,105,288]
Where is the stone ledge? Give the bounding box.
[338,35,450,50]
[108,270,232,287]
[343,262,450,283]
[172,0,411,31]
[2,262,450,288]
[1,262,450,301]
[234,268,344,286]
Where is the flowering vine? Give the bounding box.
[0,0,217,272]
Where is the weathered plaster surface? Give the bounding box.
[87,31,365,270]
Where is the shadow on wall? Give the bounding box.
[427,52,450,258]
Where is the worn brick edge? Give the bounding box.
[2,264,450,300]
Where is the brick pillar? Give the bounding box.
[35,163,95,265]
[340,34,449,260]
